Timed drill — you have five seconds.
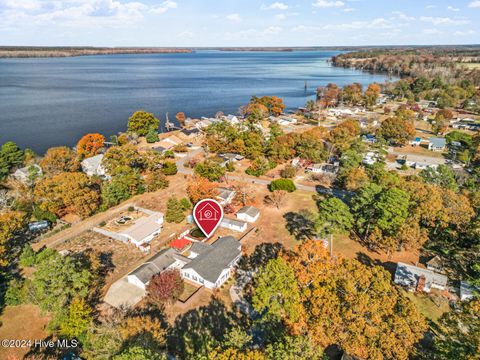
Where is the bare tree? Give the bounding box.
[264,190,287,209]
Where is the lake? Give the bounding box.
[0,50,393,153]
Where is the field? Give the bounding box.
[459,62,480,69]
[240,188,318,254]
[0,305,50,359]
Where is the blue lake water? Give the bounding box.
[0,50,393,153]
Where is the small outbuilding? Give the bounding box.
[236,206,260,223]
[220,218,248,232]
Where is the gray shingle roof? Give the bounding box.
[183,236,241,283]
[394,262,448,289]
[429,137,446,148]
[190,242,211,255]
[217,187,236,201]
[129,248,179,285]
[237,206,260,218]
[221,218,247,228]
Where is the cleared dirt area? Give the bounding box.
[242,188,317,254]
[56,231,145,289]
[0,305,50,360]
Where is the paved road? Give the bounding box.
[176,148,349,198]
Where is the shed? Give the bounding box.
[220,218,248,232]
[236,206,260,223]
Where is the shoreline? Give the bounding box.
[2,45,479,59]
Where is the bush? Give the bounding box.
[128,206,135,212]
[269,179,296,193]
[99,221,107,227]
[162,161,178,176]
[164,150,175,159]
[280,165,297,178]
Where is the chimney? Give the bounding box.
[416,275,426,292]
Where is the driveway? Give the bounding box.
[104,276,145,308]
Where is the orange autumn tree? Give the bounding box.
[252,240,427,360]
[186,177,217,204]
[0,211,25,267]
[77,133,105,159]
[40,146,80,176]
[176,112,187,128]
[34,172,100,218]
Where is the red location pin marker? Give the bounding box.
[193,199,224,239]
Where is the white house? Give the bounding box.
[394,262,448,293]
[12,164,42,183]
[216,187,236,205]
[119,212,164,247]
[236,206,260,223]
[306,163,338,175]
[181,236,242,289]
[428,138,446,152]
[460,281,478,301]
[363,151,379,166]
[81,154,108,177]
[224,114,240,125]
[220,218,248,232]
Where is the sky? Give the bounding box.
[0,0,479,47]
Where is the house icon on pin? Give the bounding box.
[197,203,220,221]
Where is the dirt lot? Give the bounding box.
[241,188,318,254]
[0,305,50,360]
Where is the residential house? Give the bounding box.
[181,236,242,289]
[460,281,478,301]
[12,164,42,183]
[180,128,200,139]
[291,157,307,168]
[306,163,339,175]
[414,161,439,170]
[81,154,107,178]
[219,153,244,163]
[224,114,240,125]
[236,206,260,223]
[220,218,248,232]
[428,138,446,152]
[363,151,379,165]
[119,212,164,247]
[394,262,448,293]
[127,248,187,290]
[217,187,236,205]
[426,256,444,273]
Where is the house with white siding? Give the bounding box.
[181,236,242,289]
